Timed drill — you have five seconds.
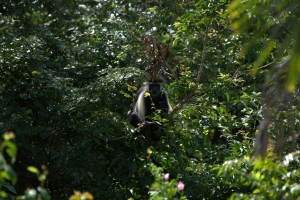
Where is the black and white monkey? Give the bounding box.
[129,77,172,141]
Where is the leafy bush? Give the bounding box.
[0,132,17,198]
[217,152,300,199]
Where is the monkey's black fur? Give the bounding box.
[129,77,172,141]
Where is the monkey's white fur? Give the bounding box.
[133,81,172,122]
[133,83,149,121]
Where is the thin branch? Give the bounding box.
[246,62,274,72]
[255,57,291,157]
[162,58,179,81]
[169,25,208,119]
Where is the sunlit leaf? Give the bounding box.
[27,166,40,174]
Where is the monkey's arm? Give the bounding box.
[129,111,144,127]
[129,111,154,140]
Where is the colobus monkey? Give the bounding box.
[129,77,172,141]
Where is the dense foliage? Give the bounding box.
[0,0,300,199]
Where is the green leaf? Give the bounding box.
[3,164,17,185]
[173,21,181,28]
[287,52,300,92]
[110,157,121,167]
[3,132,15,141]
[149,7,156,13]
[130,162,137,174]
[27,166,40,174]
[0,191,8,197]
[251,41,276,76]
[0,171,11,181]
[3,181,17,194]
[5,141,17,163]
[81,139,90,147]
[38,187,52,200]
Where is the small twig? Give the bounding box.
[161,58,179,81]
[246,62,274,72]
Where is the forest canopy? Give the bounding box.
[0,0,300,199]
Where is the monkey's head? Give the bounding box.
[148,77,166,98]
[149,83,162,98]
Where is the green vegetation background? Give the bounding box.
[0,0,300,199]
